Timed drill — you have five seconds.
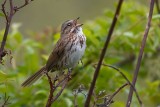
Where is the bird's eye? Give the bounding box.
[67,23,71,26]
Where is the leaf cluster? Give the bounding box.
[0,1,160,107]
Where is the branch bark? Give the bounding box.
[106,83,128,106]
[1,93,11,107]
[84,0,124,106]
[45,72,71,107]
[0,0,33,64]
[126,0,155,107]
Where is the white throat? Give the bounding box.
[76,27,83,35]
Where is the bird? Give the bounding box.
[21,17,86,87]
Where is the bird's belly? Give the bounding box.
[66,44,86,68]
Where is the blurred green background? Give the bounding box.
[0,0,160,107]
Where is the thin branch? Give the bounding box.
[52,79,68,102]
[0,0,33,64]
[95,83,128,107]
[106,83,128,106]
[72,84,86,107]
[1,93,11,107]
[92,90,109,107]
[84,0,124,106]
[0,0,12,63]
[45,72,71,107]
[14,0,33,12]
[45,73,55,107]
[126,0,155,107]
[99,64,142,106]
[1,0,8,21]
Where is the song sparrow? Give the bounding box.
[21,17,86,87]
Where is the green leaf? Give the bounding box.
[41,54,48,61]
[152,14,160,20]
[35,90,47,96]
[0,70,6,76]
[0,70,8,83]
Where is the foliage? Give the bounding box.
[0,1,160,107]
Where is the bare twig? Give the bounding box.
[52,79,68,102]
[0,0,33,64]
[99,64,142,106]
[92,90,108,107]
[14,0,33,12]
[126,0,155,107]
[1,0,8,21]
[72,84,86,107]
[1,93,11,107]
[84,0,124,106]
[0,0,12,63]
[45,72,72,107]
[95,83,128,107]
[45,73,56,107]
[106,83,128,106]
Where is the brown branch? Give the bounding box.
[95,83,128,107]
[0,0,12,63]
[92,90,109,107]
[0,0,33,64]
[1,0,8,21]
[106,83,128,106]
[84,0,124,106]
[72,84,86,107]
[45,73,56,107]
[14,0,33,12]
[100,64,142,106]
[1,93,11,107]
[126,0,155,107]
[45,71,71,107]
[52,79,68,102]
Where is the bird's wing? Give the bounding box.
[46,35,72,71]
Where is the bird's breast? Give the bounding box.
[65,34,86,68]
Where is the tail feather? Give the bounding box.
[21,66,46,87]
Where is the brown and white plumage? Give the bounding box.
[21,18,86,87]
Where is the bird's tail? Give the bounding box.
[21,66,46,87]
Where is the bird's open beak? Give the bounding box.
[73,17,83,27]
[74,17,80,25]
[76,23,83,27]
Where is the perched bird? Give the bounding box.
[21,17,86,87]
